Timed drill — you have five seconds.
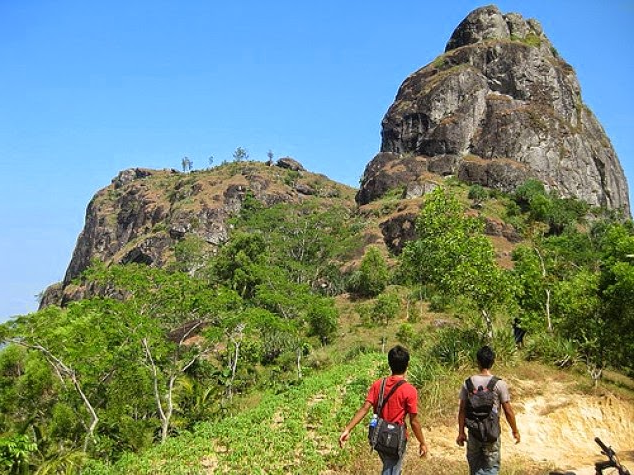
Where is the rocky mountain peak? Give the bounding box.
[358,5,630,216]
[40,160,356,308]
[445,5,551,54]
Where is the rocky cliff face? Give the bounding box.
[40,160,356,308]
[358,5,630,215]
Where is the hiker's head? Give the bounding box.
[388,345,410,375]
[476,346,496,370]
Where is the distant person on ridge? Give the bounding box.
[339,345,427,474]
[456,345,520,475]
[512,318,526,348]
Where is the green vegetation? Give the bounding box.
[346,246,389,298]
[510,33,542,48]
[1,172,633,473]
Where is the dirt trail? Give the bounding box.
[409,376,634,474]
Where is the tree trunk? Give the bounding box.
[143,338,169,443]
[10,340,99,452]
[534,246,553,332]
[482,309,493,341]
[545,288,552,333]
[296,347,303,380]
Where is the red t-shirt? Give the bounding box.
[366,376,418,427]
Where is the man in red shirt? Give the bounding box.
[339,345,428,474]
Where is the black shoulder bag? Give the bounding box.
[368,378,407,458]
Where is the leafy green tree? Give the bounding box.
[306,298,338,345]
[371,292,400,352]
[552,222,634,380]
[172,235,209,275]
[3,299,146,452]
[234,200,362,291]
[84,264,243,440]
[0,434,37,474]
[511,244,556,332]
[348,246,389,297]
[211,232,267,298]
[511,179,588,235]
[400,187,509,338]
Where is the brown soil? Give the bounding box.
[335,375,634,474]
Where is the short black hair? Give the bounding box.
[476,346,495,370]
[388,345,410,374]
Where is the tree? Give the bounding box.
[306,298,338,345]
[181,156,193,172]
[234,201,361,290]
[232,147,249,162]
[553,222,634,381]
[399,187,509,338]
[348,246,389,297]
[371,293,400,352]
[82,264,243,439]
[2,299,142,452]
[511,244,556,332]
[211,232,267,298]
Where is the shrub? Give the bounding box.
[468,184,488,207]
[346,247,389,297]
[431,326,483,370]
[524,332,577,368]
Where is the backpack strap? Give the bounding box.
[465,376,500,393]
[486,376,500,392]
[377,379,407,417]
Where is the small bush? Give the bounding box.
[428,293,449,312]
[490,326,518,365]
[396,323,419,347]
[524,332,577,368]
[432,326,483,369]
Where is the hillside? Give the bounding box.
[39,159,361,308]
[1,5,633,475]
[80,348,634,475]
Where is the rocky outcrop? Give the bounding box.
[42,162,355,308]
[358,5,630,215]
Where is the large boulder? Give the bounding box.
[358,5,630,215]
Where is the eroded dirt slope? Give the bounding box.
[343,373,634,474]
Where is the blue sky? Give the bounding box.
[1,1,633,321]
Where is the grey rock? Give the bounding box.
[359,6,630,215]
[379,212,418,254]
[276,157,305,172]
[295,183,315,195]
[112,168,155,189]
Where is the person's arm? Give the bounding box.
[456,398,467,446]
[501,401,520,444]
[339,401,373,448]
[409,413,428,456]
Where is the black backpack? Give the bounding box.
[464,376,501,443]
[368,378,407,458]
